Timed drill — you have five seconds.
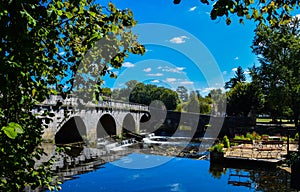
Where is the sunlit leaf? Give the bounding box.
[1,122,23,139]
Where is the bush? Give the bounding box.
[245,132,262,140]
[295,133,299,140]
[209,143,224,153]
[222,135,230,148]
[234,135,250,140]
[246,132,254,140]
[234,135,242,140]
[282,137,294,142]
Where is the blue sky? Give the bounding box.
[96,0,295,95]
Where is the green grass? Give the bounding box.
[256,118,272,123]
[256,118,295,127]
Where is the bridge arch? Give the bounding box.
[97,114,117,138]
[55,116,87,144]
[122,113,136,136]
[139,113,151,133]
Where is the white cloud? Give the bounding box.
[117,83,125,87]
[201,87,225,94]
[244,69,251,75]
[112,71,119,76]
[151,80,160,83]
[159,66,185,74]
[189,6,197,12]
[122,62,135,68]
[175,67,185,71]
[58,51,65,56]
[201,87,214,94]
[169,36,189,44]
[234,56,239,60]
[232,67,238,72]
[180,81,194,85]
[166,78,177,83]
[169,183,180,192]
[147,73,164,77]
[295,14,300,20]
[143,67,152,73]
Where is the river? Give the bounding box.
[40,138,296,192]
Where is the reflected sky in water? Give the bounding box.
[54,153,293,192]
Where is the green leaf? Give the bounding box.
[66,12,73,19]
[57,10,63,16]
[57,1,63,9]
[90,11,96,18]
[111,25,118,33]
[2,127,17,139]
[1,122,24,139]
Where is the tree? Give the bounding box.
[173,0,300,26]
[111,88,122,100]
[199,99,212,114]
[250,65,289,121]
[251,17,300,132]
[101,88,112,100]
[225,66,246,89]
[128,82,179,110]
[0,0,144,191]
[125,80,138,89]
[226,82,263,117]
[208,89,227,116]
[176,86,188,102]
[159,88,180,110]
[197,91,212,114]
[129,82,151,104]
[185,91,200,113]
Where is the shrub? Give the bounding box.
[282,137,294,142]
[222,135,230,148]
[282,136,288,141]
[246,132,262,140]
[234,135,242,140]
[209,143,224,153]
[252,131,261,140]
[234,134,250,141]
[246,132,254,140]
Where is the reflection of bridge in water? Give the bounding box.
[33,95,150,144]
[36,143,138,184]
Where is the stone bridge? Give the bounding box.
[33,95,150,144]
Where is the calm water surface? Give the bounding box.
[54,153,293,192]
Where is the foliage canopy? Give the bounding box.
[251,17,300,126]
[0,0,144,191]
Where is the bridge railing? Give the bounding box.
[36,95,149,112]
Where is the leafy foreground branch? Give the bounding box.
[0,0,144,191]
[174,0,300,26]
